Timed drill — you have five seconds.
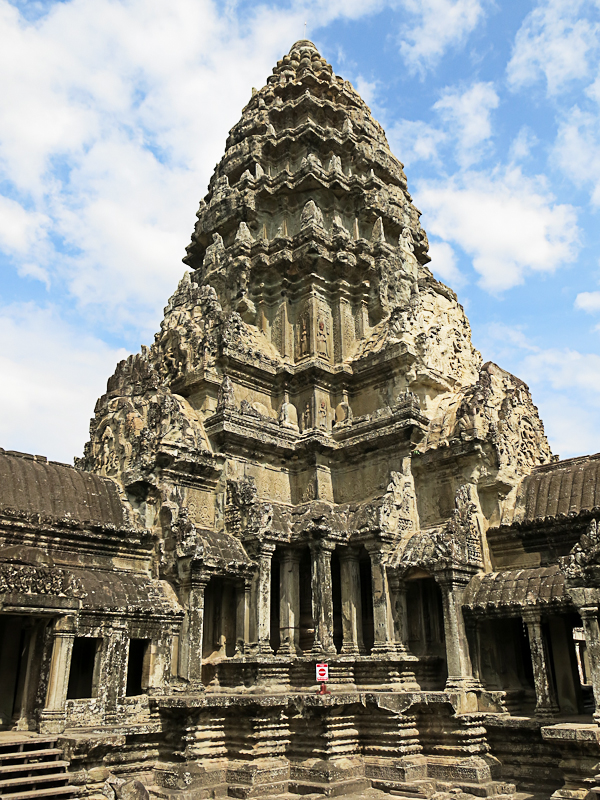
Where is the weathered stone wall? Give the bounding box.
[1,38,600,800]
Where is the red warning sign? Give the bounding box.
[316,663,329,682]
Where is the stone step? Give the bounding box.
[0,786,76,799]
[0,749,63,763]
[371,778,435,799]
[0,770,70,789]
[287,777,371,797]
[148,783,228,799]
[0,738,58,752]
[0,760,69,775]
[434,781,516,799]
[227,779,289,798]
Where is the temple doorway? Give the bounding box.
[478,617,536,714]
[545,613,586,715]
[203,577,237,660]
[405,572,446,688]
[0,615,48,729]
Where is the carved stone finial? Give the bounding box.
[329,154,342,173]
[279,401,299,431]
[235,222,253,244]
[332,215,349,239]
[217,375,236,411]
[301,199,324,228]
[372,217,385,242]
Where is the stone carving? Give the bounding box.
[299,315,310,356]
[0,564,82,597]
[380,458,419,534]
[318,400,328,430]
[334,401,353,426]
[395,484,482,571]
[301,199,324,228]
[301,402,312,432]
[316,317,329,358]
[443,484,483,567]
[560,519,600,583]
[217,375,236,411]
[9,36,588,800]
[278,401,299,431]
[395,388,421,410]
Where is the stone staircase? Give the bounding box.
[0,735,75,798]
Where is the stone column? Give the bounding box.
[250,543,275,655]
[579,607,600,722]
[186,574,209,683]
[148,631,174,694]
[279,548,302,656]
[464,616,481,685]
[338,547,365,655]
[437,573,478,690]
[389,574,410,656]
[310,541,336,655]
[40,616,76,733]
[235,578,250,656]
[17,620,48,731]
[368,548,396,656]
[523,610,559,717]
[99,624,129,718]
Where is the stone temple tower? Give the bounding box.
[75,39,571,798]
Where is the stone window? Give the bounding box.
[67,637,102,699]
[126,638,151,696]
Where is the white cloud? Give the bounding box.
[554,106,600,205]
[508,126,539,162]
[417,167,579,292]
[433,82,498,167]
[387,119,447,166]
[479,322,600,457]
[353,76,379,108]
[387,81,498,168]
[507,0,600,95]
[397,0,486,75]
[0,0,395,332]
[521,347,600,394]
[575,291,600,312]
[0,195,48,254]
[0,302,128,462]
[483,321,539,353]
[428,240,465,286]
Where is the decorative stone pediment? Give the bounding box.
[560,518,600,585]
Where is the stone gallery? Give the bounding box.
[2,39,600,800]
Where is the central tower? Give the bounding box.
[81,39,553,799]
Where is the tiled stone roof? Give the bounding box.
[0,448,127,528]
[514,453,600,524]
[463,565,567,611]
[72,568,181,615]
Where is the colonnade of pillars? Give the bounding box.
[250,543,401,658]
[190,545,481,697]
[467,607,600,718]
[31,587,600,730]
[191,555,600,721]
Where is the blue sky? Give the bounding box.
[1,0,600,463]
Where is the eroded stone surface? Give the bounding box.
[0,38,598,800]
